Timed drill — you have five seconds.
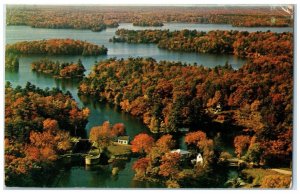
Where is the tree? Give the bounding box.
[234,135,251,158]
[132,157,150,179]
[111,123,126,136]
[43,118,59,131]
[89,121,127,148]
[156,134,175,153]
[185,131,207,146]
[159,152,181,180]
[131,133,154,154]
[89,121,111,148]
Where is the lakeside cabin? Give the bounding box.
[191,153,204,165]
[117,136,130,145]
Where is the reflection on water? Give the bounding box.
[52,158,163,188]
[79,95,149,137]
[6,25,247,68]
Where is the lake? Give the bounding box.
[5,23,292,188]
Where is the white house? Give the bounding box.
[196,153,204,165]
[191,153,204,165]
[117,136,130,145]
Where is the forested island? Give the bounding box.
[7,6,292,28]
[6,39,107,56]
[110,29,293,57]
[5,82,90,186]
[133,21,164,27]
[5,54,19,70]
[31,58,86,79]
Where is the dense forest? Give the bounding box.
[6,6,292,28]
[5,82,90,186]
[6,39,107,56]
[111,29,293,58]
[78,50,292,167]
[6,7,119,31]
[31,58,86,79]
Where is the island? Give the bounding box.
[133,20,164,27]
[31,58,86,79]
[6,39,108,56]
[110,29,293,58]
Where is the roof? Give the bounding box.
[171,149,191,155]
[118,136,130,141]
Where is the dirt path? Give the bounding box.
[271,168,292,175]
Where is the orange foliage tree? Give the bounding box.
[131,133,154,154]
[234,135,251,158]
[89,121,126,148]
[159,152,181,179]
[156,134,176,153]
[132,157,150,179]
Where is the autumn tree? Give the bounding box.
[89,121,127,148]
[132,157,150,179]
[155,134,176,153]
[131,133,154,154]
[234,135,251,158]
[111,123,126,136]
[159,152,181,180]
[185,131,207,146]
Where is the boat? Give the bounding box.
[85,149,101,165]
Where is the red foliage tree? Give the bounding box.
[131,133,155,154]
[234,135,251,158]
[156,134,176,153]
[159,152,181,179]
[132,157,150,178]
[185,131,207,146]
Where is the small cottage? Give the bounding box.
[117,136,130,145]
[191,153,204,165]
[196,153,203,164]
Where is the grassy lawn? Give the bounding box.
[241,168,291,188]
[107,143,132,156]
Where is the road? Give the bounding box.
[271,168,292,175]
